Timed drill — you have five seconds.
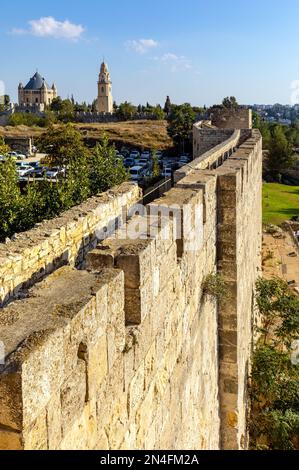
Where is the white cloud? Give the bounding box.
[11,17,85,41]
[156,53,193,72]
[126,38,158,54]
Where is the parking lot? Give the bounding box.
[1,147,192,185]
[119,148,192,184]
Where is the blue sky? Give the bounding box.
[1,0,299,106]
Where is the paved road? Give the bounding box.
[263,230,299,295]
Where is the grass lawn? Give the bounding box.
[263,183,299,225]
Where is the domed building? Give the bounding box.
[18,72,57,112]
[97,62,113,114]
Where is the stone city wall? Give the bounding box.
[210,108,253,130]
[0,179,220,450]
[193,125,234,159]
[0,124,262,450]
[215,130,263,449]
[176,128,241,182]
[0,183,141,306]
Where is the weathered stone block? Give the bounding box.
[60,359,87,438]
[23,410,48,450]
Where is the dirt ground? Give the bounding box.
[263,229,299,295]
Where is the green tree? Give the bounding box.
[89,135,128,194]
[18,180,45,232]
[164,96,172,115]
[152,105,165,120]
[44,110,57,127]
[67,153,90,205]
[267,126,296,180]
[250,277,299,450]
[167,103,195,152]
[151,150,161,180]
[222,96,239,109]
[50,97,63,112]
[116,102,137,121]
[0,136,9,155]
[255,277,299,347]
[50,97,75,122]
[285,125,299,148]
[74,102,88,113]
[0,129,129,241]
[8,113,45,127]
[39,124,89,168]
[91,99,98,113]
[0,158,21,240]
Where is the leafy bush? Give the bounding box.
[202,273,230,301]
[0,126,128,242]
[0,136,9,155]
[89,135,128,194]
[8,113,46,127]
[250,277,299,450]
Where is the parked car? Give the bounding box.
[141,151,151,160]
[162,167,172,178]
[29,161,41,168]
[31,166,47,178]
[115,150,122,158]
[16,161,31,168]
[130,150,140,160]
[17,165,34,177]
[7,151,26,160]
[138,158,150,169]
[129,166,144,182]
[179,155,191,165]
[165,160,178,171]
[124,157,135,168]
[45,167,65,179]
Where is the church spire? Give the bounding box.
[97,60,113,114]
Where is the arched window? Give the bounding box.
[102,87,105,93]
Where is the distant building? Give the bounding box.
[18,72,57,112]
[97,62,113,114]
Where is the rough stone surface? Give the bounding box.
[0,182,140,306]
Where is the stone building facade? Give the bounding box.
[97,62,113,114]
[18,72,57,112]
[0,111,262,450]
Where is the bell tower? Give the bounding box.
[97,61,113,114]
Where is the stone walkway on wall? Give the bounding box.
[262,229,299,295]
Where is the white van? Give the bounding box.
[130,166,144,182]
